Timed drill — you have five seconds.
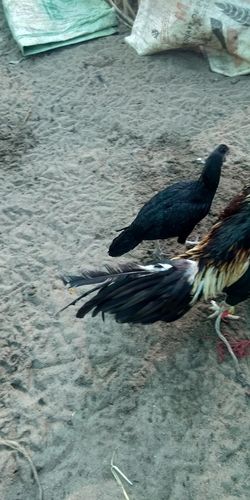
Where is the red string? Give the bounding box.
[216,339,250,362]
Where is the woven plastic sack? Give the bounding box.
[3,0,118,56]
[126,0,250,76]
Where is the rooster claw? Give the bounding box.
[221,311,240,321]
[208,300,240,321]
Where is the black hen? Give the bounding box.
[61,186,250,325]
[108,144,229,257]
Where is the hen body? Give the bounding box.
[109,144,229,256]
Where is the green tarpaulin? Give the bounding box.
[2,0,118,56]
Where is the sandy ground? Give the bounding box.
[0,6,250,500]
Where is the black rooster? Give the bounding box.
[61,186,250,327]
[108,144,229,257]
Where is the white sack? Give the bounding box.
[126,0,250,76]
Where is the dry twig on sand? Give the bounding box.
[106,1,139,27]
[0,438,43,500]
[111,451,133,500]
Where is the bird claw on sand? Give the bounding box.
[185,239,200,249]
[208,300,240,320]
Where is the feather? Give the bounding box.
[219,185,250,221]
[61,261,175,289]
[75,260,195,324]
[57,282,107,314]
[61,263,150,288]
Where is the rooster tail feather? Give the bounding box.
[75,259,197,324]
[56,282,106,315]
[60,262,152,289]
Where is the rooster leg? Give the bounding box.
[214,312,240,371]
[210,302,250,389]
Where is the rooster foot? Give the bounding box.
[208,300,240,321]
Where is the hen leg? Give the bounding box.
[185,238,200,249]
[152,241,168,261]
